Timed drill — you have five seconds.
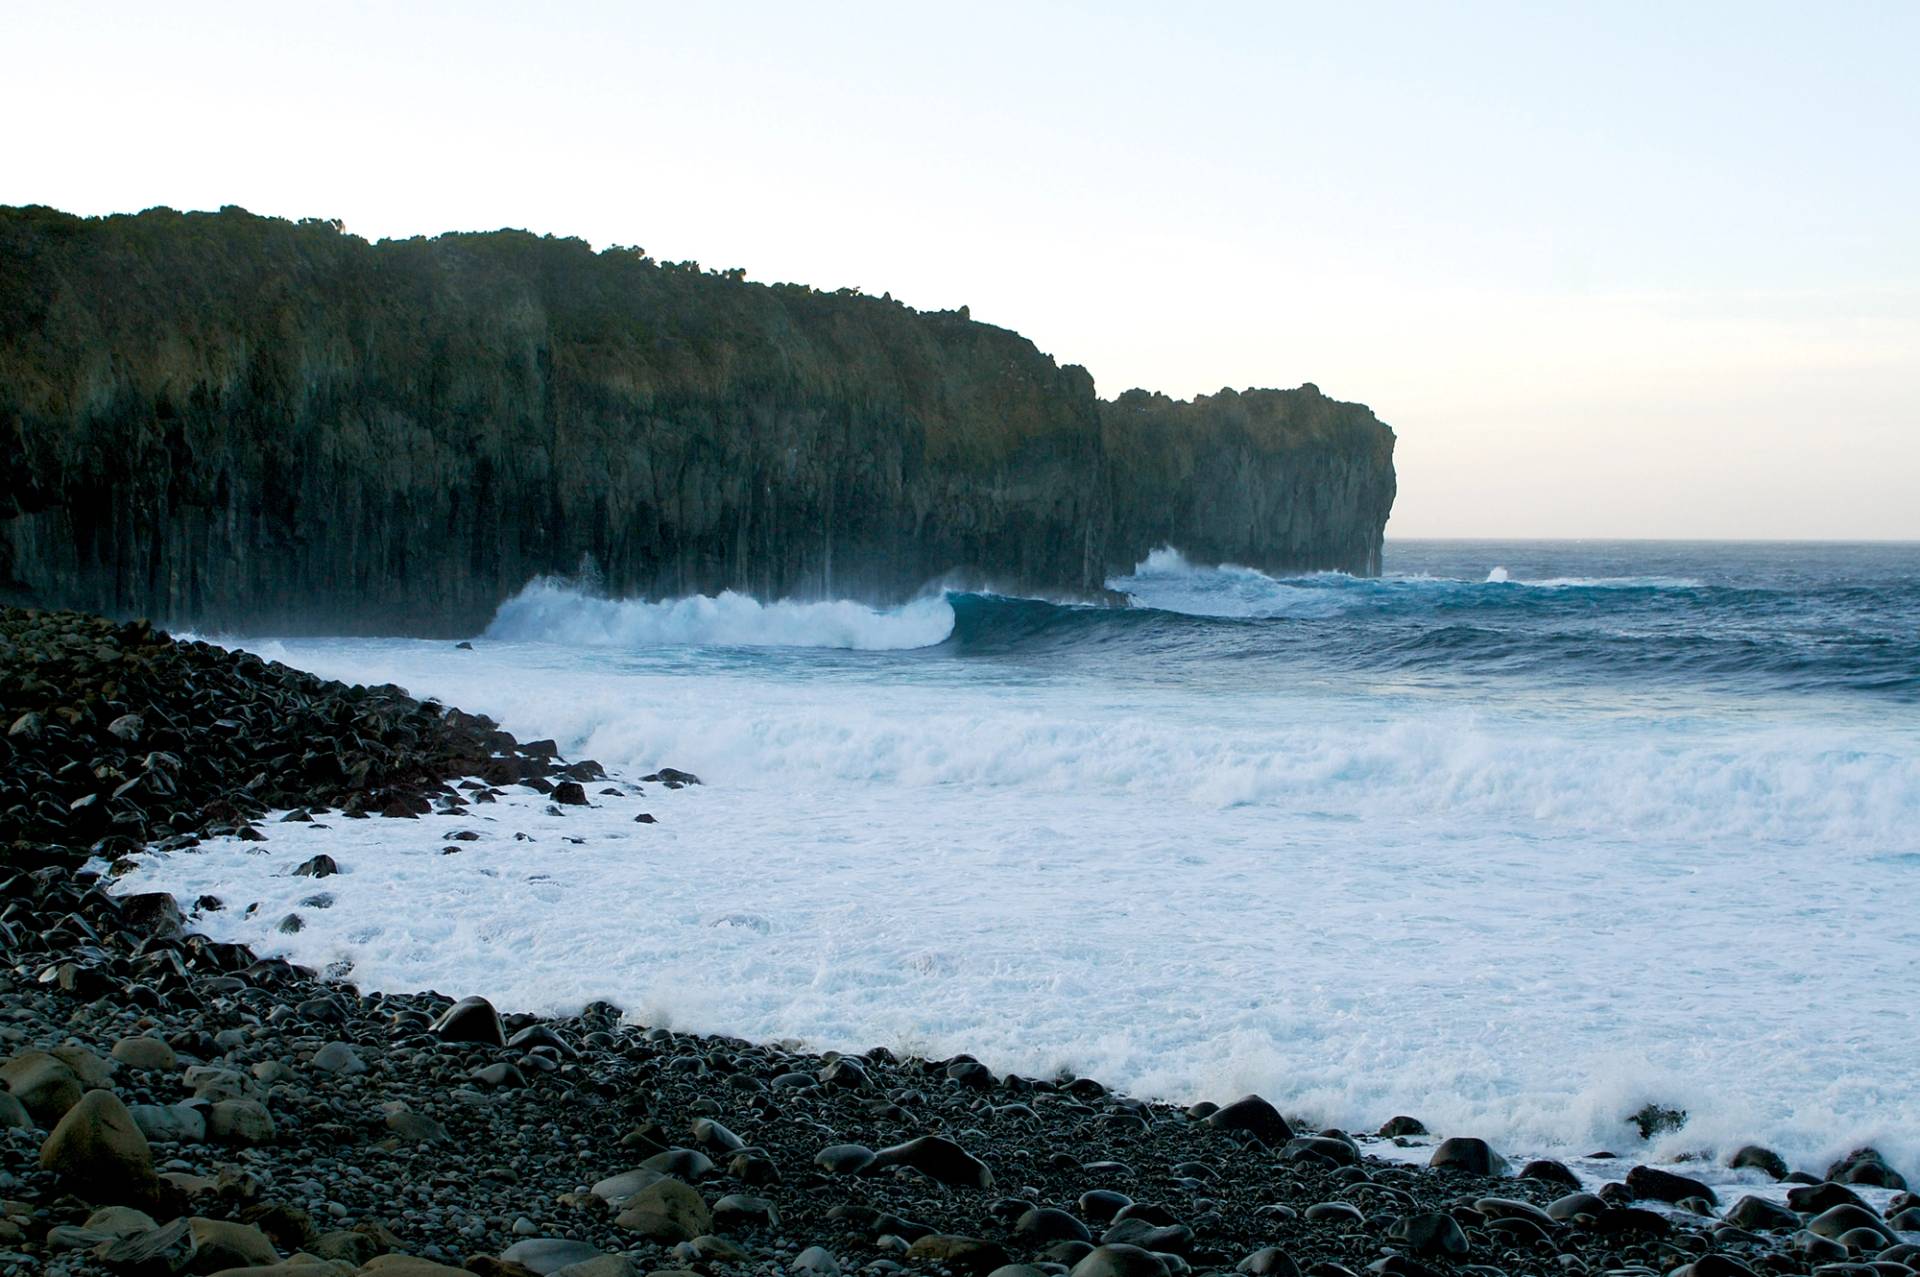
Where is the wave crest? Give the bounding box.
[484,578,957,651]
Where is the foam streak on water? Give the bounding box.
[124,540,1920,1178]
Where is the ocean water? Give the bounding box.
[126,540,1920,1182]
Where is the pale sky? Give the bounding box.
[5,1,1916,538]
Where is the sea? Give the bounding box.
[127,539,1920,1186]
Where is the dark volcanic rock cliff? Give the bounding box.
[0,205,1395,634]
[1102,387,1397,577]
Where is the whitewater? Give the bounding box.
[123,540,1920,1184]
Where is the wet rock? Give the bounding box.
[1679,1254,1761,1277]
[293,854,338,878]
[873,1134,994,1187]
[613,1177,711,1242]
[550,1257,636,1277]
[206,1098,276,1145]
[1377,1115,1427,1137]
[1827,1147,1907,1189]
[689,1116,744,1152]
[641,1147,715,1179]
[1015,1208,1093,1244]
[1517,1158,1581,1190]
[0,1089,30,1130]
[81,1207,161,1240]
[1388,1212,1469,1258]
[1545,1192,1607,1221]
[712,1194,779,1229]
[1236,1248,1300,1277]
[1078,1190,1132,1223]
[793,1246,842,1276]
[1728,1145,1790,1179]
[128,1103,207,1144]
[362,1258,470,1277]
[1806,1204,1894,1244]
[1627,1102,1688,1139]
[1284,1135,1359,1166]
[1624,1164,1718,1206]
[500,1239,606,1274]
[1472,1198,1554,1228]
[39,1089,157,1203]
[471,1061,527,1089]
[1,1049,86,1125]
[905,1235,1011,1273]
[431,995,506,1045]
[1205,1094,1293,1145]
[188,1217,280,1269]
[310,1042,365,1074]
[384,1109,450,1143]
[96,1216,196,1275]
[591,1168,667,1206]
[1301,1203,1364,1226]
[1069,1245,1171,1277]
[1586,1206,1673,1237]
[819,1056,869,1089]
[112,1036,178,1071]
[1427,1136,1508,1177]
[1789,1182,1867,1214]
[816,1143,878,1174]
[1725,1195,1801,1232]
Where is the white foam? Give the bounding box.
[1111,548,1355,619]
[484,577,956,650]
[1110,549,1705,621]
[113,633,1920,1184]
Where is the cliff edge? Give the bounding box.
[0,205,1395,634]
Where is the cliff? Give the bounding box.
[1102,387,1397,578]
[0,205,1396,634]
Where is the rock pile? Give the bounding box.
[0,609,592,870]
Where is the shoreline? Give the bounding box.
[105,775,1907,1187]
[4,606,1916,1277]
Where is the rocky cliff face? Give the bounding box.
[1101,387,1397,578]
[0,205,1395,635]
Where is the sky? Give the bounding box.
[4,1,1916,538]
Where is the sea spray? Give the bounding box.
[123,539,1920,1178]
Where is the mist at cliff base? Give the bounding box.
[131,541,1920,1185]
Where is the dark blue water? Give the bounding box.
[940,541,1920,702]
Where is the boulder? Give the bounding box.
[189,1218,280,1270]
[2,1049,86,1125]
[1205,1095,1293,1145]
[499,1239,605,1274]
[872,1134,993,1188]
[1428,1136,1508,1177]
[905,1235,1011,1274]
[113,1037,179,1071]
[94,1217,196,1275]
[129,1104,207,1144]
[1624,1164,1718,1207]
[1068,1245,1172,1277]
[39,1089,158,1203]
[1724,1195,1800,1232]
[1727,1145,1789,1179]
[613,1178,710,1242]
[206,1099,276,1146]
[430,995,505,1045]
[1389,1213,1469,1258]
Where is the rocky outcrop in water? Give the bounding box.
[0,205,1396,634]
[1102,387,1396,578]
